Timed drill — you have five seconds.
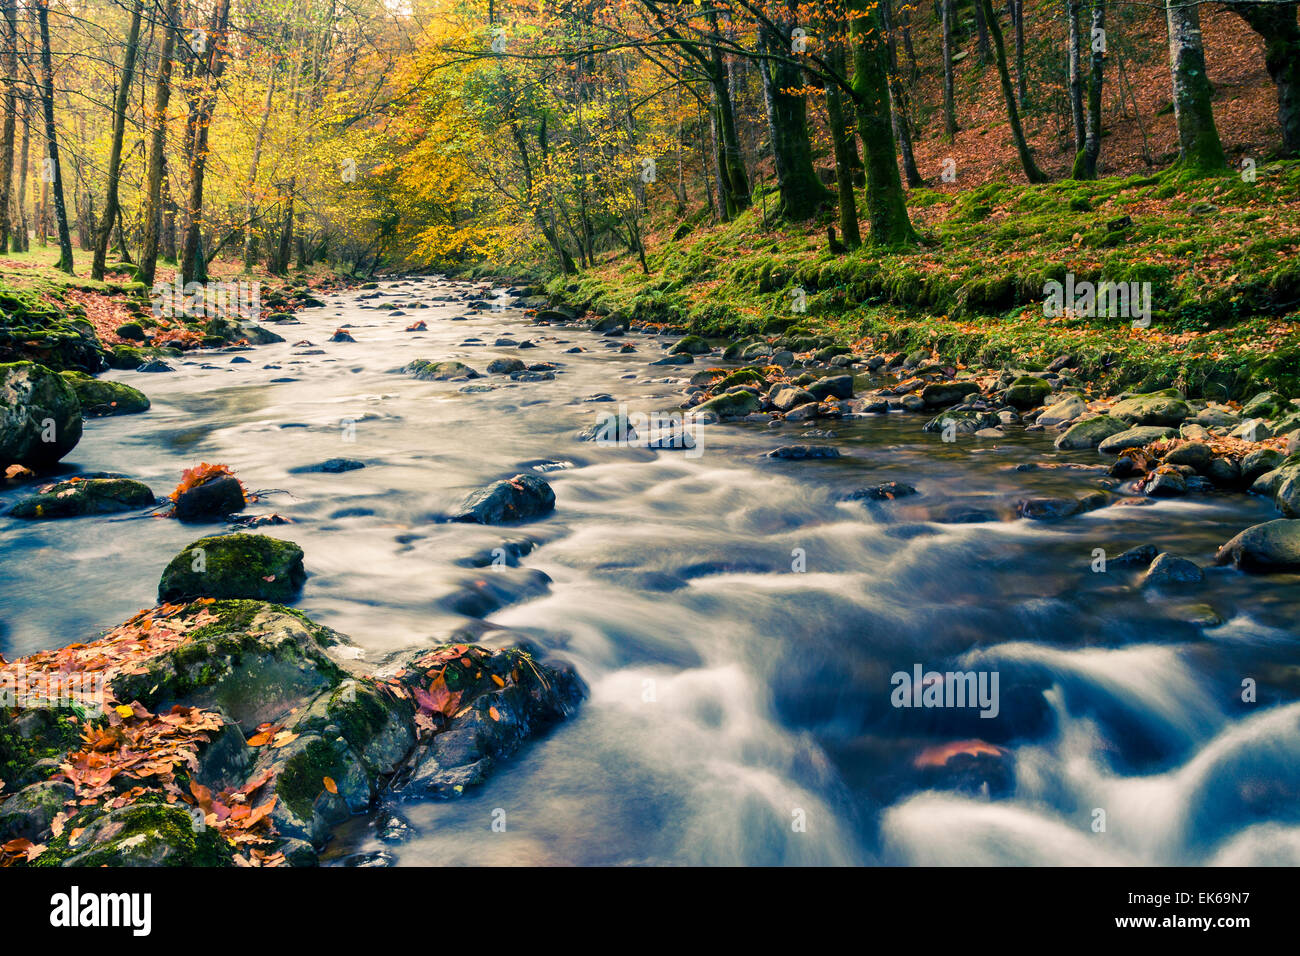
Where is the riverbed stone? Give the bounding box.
[773,387,817,412]
[9,476,155,519]
[1241,390,1286,420]
[1140,553,1205,589]
[158,533,307,602]
[1036,393,1087,427]
[173,473,245,520]
[0,361,83,468]
[1004,376,1053,409]
[1016,496,1081,521]
[694,390,760,420]
[1054,415,1128,450]
[1241,448,1284,485]
[451,474,555,524]
[1109,389,1190,427]
[403,359,481,380]
[486,358,526,374]
[809,374,854,401]
[1215,519,1300,572]
[58,371,150,416]
[921,381,981,408]
[767,444,840,460]
[669,335,710,355]
[1097,426,1177,455]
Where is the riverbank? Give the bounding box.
[538,162,1300,401]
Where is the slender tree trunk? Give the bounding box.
[1165,0,1226,172]
[900,2,919,83]
[850,0,918,244]
[140,0,177,287]
[758,20,830,221]
[823,44,861,248]
[13,92,28,250]
[91,0,143,279]
[706,16,750,218]
[1072,0,1105,178]
[982,0,1048,182]
[941,0,959,136]
[275,180,294,274]
[1068,0,1086,152]
[973,0,993,64]
[1013,0,1028,107]
[35,0,70,272]
[243,69,275,270]
[180,0,232,285]
[883,0,923,186]
[0,0,17,253]
[1226,2,1300,158]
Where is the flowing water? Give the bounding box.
[3,277,1299,866]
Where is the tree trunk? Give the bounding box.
[275,181,294,275]
[140,0,177,287]
[12,92,28,251]
[941,0,959,136]
[1226,2,1300,158]
[982,0,1048,182]
[883,0,923,186]
[35,0,71,272]
[850,0,918,244]
[91,0,142,279]
[180,0,232,285]
[1013,0,1028,107]
[1067,0,1086,153]
[0,0,17,253]
[1072,0,1105,178]
[243,70,275,270]
[758,20,830,221]
[706,17,750,219]
[973,0,993,64]
[823,44,861,248]
[1165,0,1226,172]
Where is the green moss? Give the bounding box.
[33,800,234,867]
[276,739,348,821]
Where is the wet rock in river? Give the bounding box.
[694,390,760,420]
[1097,426,1177,455]
[1215,519,1300,572]
[1110,544,1157,569]
[58,371,150,416]
[920,381,981,408]
[809,374,854,401]
[173,471,246,520]
[1004,375,1053,409]
[1054,414,1127,450]
[486,358,526,374]
[158,533,307,602]
[843,481,918,501]
[1036,393,1087,427]
[1109,388,1191,427]
[451,473,556,524]
[1140,553,1205,589]
[9,477,155,519]
[767,444,841,460]
[292,458,365,474]
[403,359,481,380]
[1016,497,1081,521]
[0,361,83,468]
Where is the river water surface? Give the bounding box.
[3,277,1299,866]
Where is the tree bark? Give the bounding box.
[243,69,275,270]
[883,0,923,186]
[91,0,143,279]
[1226,1,1300,158]
[1165,0,1226,172]
[850,0,918,244]
[941,0,959,136]
[180,0,232,285]
[1072,0,1105,178]
[1013,0,1028,107]
[1067,0,1086,153]
[823,43,860,248]
[982,0,1048,182]
[0,0,17,253]
[758,19,830,221]
[140,0,177,287]
[12,91,29,250]
[35,0,71,272]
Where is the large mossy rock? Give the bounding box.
[921,381,982,408]
[1109,388,1191,427]
[0,296,106,373]
[694,389,761,420]
[58,370,150,416]
[0,361,83,468]
[9,476,155,519]
[34,800,236,867]
[1004,375,1053,409]
[158,533,307,602]
[1097,425,1177,455]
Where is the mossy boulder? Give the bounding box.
[1004,375,1053,410]
[403,359,481,380]
[0,361,83,468]
[157,534,307,603]
[1097,425,1178,455]
[58,371,150,416]
[1054,415,1129,450]
[34,800,235,867]
[694,389,761,420]
[1240,390,1286,420]
[669,335,710,355]
[1109,388,1191,427]
[9,476,155,519]
[0,780,74,842]
[921,381,982,408]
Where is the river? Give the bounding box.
[3,277,1299,866]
